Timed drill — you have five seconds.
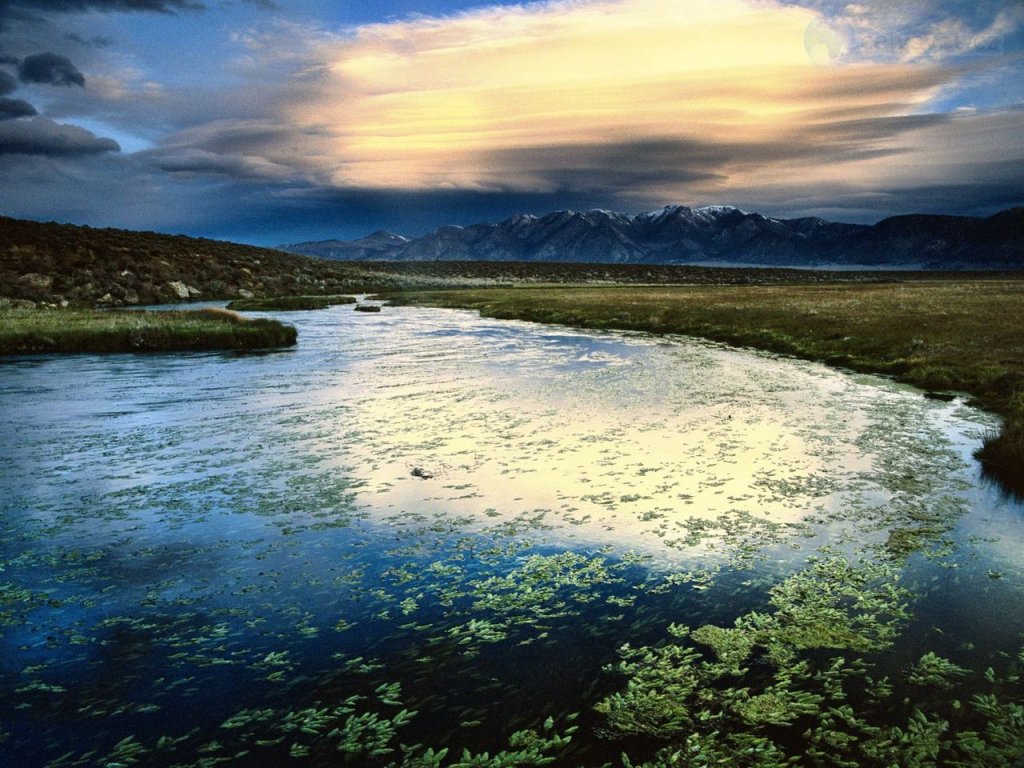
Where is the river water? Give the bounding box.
[1,303,1023,766]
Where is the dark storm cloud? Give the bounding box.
[480,115,949,197]
[167,120,299,157]
[64,33,114,48]
[0,116,119,155]
[875,174,1024,218]
[485,139,726,194]
[0,96,38,119]
[0,69,17,95]
[190,185,631,244]
[0,0,204,30]
[146,147,292,179]
[6,0,204,13]
[18,52,85,86]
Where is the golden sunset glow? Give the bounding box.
[2,0,1019,235]
[285,0,959,200]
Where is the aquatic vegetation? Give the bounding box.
[596,557,909,741]
[598,577,1024,767]
[907,652,971,689]
[950,694,1024,767]
[3,301,1024,768]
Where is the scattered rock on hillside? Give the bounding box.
[18,273,52,294]
[167,280,202,301]
[168,280,190,300]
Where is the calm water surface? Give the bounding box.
[1,303,1022,766]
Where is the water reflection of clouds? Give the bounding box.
[8,304,1024,768]
[316,307,996,563]
[1,304,1012,569]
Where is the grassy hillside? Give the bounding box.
[0,216,405,307]
[382,281,1024,492]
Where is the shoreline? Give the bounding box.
[380,281,1024,494]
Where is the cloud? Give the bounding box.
[0,0,1019,244]
[18,51,85,86]
[0,0,204,32]
[6,0,203,14]
[250,0,971,202]
[794,1,1024,64]
[0,115,119,155]
[0,97,38,119]
[64,33,114,48]
[898,7,1023,63]
[0,69,17,95]
[146,146,295,179]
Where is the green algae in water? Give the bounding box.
[3,304,1024,767]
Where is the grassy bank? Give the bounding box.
[226,294,356,311]
[383,280,1024,490]
[0,307,297,355]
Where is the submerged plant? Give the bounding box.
[906,652,971,690]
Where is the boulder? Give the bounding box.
[236,288,255,299]
[168,280,190,300]
[18,273,53,293]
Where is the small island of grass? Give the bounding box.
[226,295,357,311]
[0,307,297,355]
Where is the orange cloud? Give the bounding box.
[262,0,1012,207]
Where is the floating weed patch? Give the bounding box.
[3,303,1024,767]
[597,559,1024,767]
[907,652,972,689]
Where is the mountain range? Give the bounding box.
[281,205,1024,270]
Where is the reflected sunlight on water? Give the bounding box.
[1,302,1021,767]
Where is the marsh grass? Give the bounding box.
[226,295,357,311]
[383,280,1024,491]
[976,393,1024,491]
[0,306,297,355]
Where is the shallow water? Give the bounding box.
[1,303,1022,766]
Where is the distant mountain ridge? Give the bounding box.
[281,205,1024,269]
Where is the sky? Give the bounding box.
[0,0,1021,245]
